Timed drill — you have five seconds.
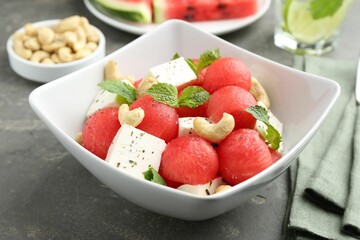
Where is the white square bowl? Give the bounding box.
[29,20,340,220]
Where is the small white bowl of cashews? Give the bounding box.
[7,16,106,83]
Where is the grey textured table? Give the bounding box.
[1,1,359,239]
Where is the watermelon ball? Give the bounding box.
[218,129,273,185]
[130,95,179,143]
[206,86,257,130]
[175,101,208,118]
[269,148,282,163]
[159,136,219,185]
[82,107,121,160]
[162,176,182,189]
[203,57,251,94]
[176,88,209,117]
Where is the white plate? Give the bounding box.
[84,0,271,35]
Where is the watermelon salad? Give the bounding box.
[79,49,283,196]
[95,0,258,24]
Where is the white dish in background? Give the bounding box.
[29,20,339,220]
[84,0,271,35]
[7,19,106,83]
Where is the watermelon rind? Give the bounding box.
[153,0,166,23]
[95,0,152,24]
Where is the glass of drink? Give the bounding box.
[274,0,353,55]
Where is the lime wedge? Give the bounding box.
[285,0,352,44]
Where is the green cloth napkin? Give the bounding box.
[343,107,360,238]
[284,55,360,240]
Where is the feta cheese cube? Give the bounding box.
[178,117,213,137]
[178,117,198,137]
[86,89,119,117]
[146,57,197,87]
[86,79,134,117]
[105,124,167,179]
[177,177,225,196]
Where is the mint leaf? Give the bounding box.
[172,52,180,60]
[266,124,282,150]
[185,58,197,75]
[170,49,220,77]
[178,86,210,108]
[310,0,343,20]
[246,105,270,123]
[146,83,210,109]
[196,48,220,74]
[172,53,198,76]
[98,80,137,105]
[147,83,179,108]
[143,167,166,186]
[246,105,282,150]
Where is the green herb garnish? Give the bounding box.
[98,80,137,105]
[195,48,220,74]
[147,83,210,108]
[172,53,181,60]
[172,48,220,77]
[146,83,179,107]
[310,0,343,20]
[178,86,210,108]
[185,58,197,75]
[143,167,166,186]
[246,105,282,150]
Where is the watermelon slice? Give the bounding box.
[95,0,152,23]
[153,0,258,23]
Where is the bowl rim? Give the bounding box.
[7,19,106,68]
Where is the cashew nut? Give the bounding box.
[85,42,98,52]
[41,58,54,64]
[74,48,92,60]
[250,77,270,108]
[54,33,62,42]
[24,37,41,51]
[72,27,87,52]
[215,185,232,194]
[50,53,61,63]
[80,17,99,43]
[62,31,77,46]
[86,26,100,43]
[21,34,31,42]
[54,15,81,33]
[12,32,32,59]
[57,47,73,63]
[118,104,145,127]
[30,50,49,63]
[37,26,55,45]
[193,113,235,143]
[105,60,122,80]
[41,41,66,52]
[75,132,83,145]
[24,23,37,37]
[136,77,158,98]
